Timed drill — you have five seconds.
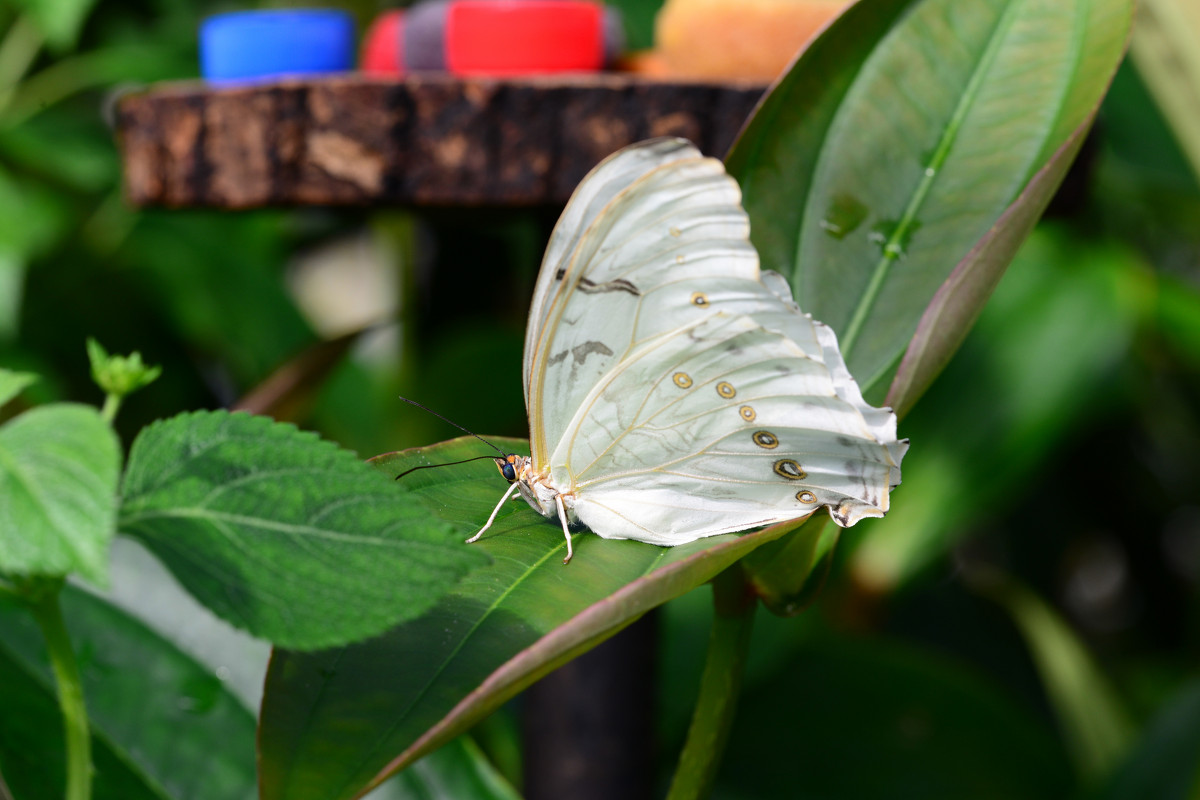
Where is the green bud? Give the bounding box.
[87,338,161,399]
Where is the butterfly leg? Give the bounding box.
[555,494,574,565]
[468,481,520,544]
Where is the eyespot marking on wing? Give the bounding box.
[669,226,682,238]
[752,430,778,449]
[774,459,806,480]
[797,491,817,504]
[716,381,736,398]
[739,405,756,422]
[673,372,693,389]
[691,292,708,306]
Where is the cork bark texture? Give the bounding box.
[117,74,767,209]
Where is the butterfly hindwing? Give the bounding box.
[548,312,904,544]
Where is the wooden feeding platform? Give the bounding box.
[116,74,769,209]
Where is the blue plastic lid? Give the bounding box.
[200,9,356,83]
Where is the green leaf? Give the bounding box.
[1094,680,1200,800]
[0,584,256,799]
[741,516,840,616]
[117,410,489,650]
[389,737,521,800]
[0,641,165,800]
[258,436,799,800]
[714,631,1073,799]
[976,573,1134,781]
[0,403,119,584]
[0,367,38,408]
[1128,0,1200,182]
[727,0,1133,401]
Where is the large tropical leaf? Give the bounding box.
[258,437,801,800]
[727,0,1133,408]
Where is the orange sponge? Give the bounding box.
[654,0,849,81]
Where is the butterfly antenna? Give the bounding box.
[394,455,501,480]
[397,396,506,456]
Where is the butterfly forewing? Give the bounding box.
[526,144,761,465]
[525,140,699,422]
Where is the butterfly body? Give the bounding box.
[475,138,907,563]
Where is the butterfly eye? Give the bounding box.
[774,459,807,480]
[673,372,693,389]
[495,458,517,482]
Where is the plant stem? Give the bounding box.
[99,393,120,425]
[29,588,92,800]
[665,566,756,800]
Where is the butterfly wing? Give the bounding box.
[525,138,760,465]
[555,311,907,544]
[524,138,907,544]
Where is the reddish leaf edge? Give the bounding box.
[353,516,805,798]
[885,1,1133,417]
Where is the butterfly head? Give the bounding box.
[494,454,530,484]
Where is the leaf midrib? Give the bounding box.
[119,507,450,550]
[821,0,1027,361]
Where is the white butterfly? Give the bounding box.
[471,138,907,563]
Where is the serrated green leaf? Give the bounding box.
[0,403,119,584]
[0,368,38,408]
[727,0,1133,401]
[258,437,799,800]
[0,584,256,800]
[117,410,489,650]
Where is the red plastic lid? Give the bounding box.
[361,10,405,74]
[446,1,605,76]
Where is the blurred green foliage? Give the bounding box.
[0,0,1198,798]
